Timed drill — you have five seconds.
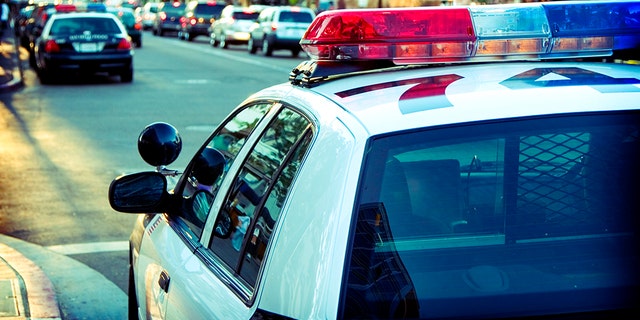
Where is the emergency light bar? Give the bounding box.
[300,1,640,64]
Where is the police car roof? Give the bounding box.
[286,0,640,136]
[308,61,639,136]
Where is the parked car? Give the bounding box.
[109,1,640,319]
[178,0,225,41]
[15,4,35,48]
[247,6,315,57]
[34,11,134,84]
[108,6,143,48]
[23,2,58,67]
[152,1,186,37]
[209,5,263,48]
[137,1,160,30]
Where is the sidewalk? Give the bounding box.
[0,239,61,320]
[0,20,24,94]
[0,21,59,320]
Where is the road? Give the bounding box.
[0,31,306,318]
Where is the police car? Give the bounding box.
[109,1,640,319]
[33,5,134,84]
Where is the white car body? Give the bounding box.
[110,1,640,319]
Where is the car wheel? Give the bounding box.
[136,40,142,48]
[211,33,219,47]
[121,68,134,83]
[159,29,164,36]
[128,263,139,320]
[248,37,257,54]
[186,32,193,42]
[28,50,37,68]
[291,48,300,58]
[262,38,273,57]
[37,69,53,85]
[220,35,227,49]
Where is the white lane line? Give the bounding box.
[46,241,129,255]
[169,38,295,73]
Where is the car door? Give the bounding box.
[135,102,274,319]
[138,102,314,319]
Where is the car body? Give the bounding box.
[109,1,640,319]
[137,1,160,30]
[34,11,134,84]
[152,1,186,37]
[108,6,143,48]
[247,5,315,57]
[177,0,225,41]
[23,2,58,67]
[15,4,36,48]
[209,5,263,48]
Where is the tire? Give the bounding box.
[37,69,53,85]
[186,32,193,42]
[128,263,139,320]
[291,48,300,58]
[220,35,227,49]
[247,37,257,54]
[28,50,36,68]
[262,38,273,57]
[121,68,133,83]
[211,32,219,47]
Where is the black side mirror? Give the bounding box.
[109,171,169,213]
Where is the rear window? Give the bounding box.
[278,11,313,23]
[194,4,224,17]
[162,5,185,15]
[50,17,121,35]
[232,11,259,20]
[347,112,640,318]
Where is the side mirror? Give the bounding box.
[138,122,182,167]
[109,171,169,213]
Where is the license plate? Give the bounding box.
[78,43,98,53]
[283,29,303,37]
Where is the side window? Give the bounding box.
[178,103,272,237]
[209,107,312,289]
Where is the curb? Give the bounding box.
[0,242,62,320]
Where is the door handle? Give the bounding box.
[158,270,170,293]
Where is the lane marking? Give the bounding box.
[169,38,296,73]
[46,241,129,255]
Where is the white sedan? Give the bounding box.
[110,1,640,319]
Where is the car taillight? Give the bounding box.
[160,12,167,21]
[117,38,132,50]
[270,22,277,32]
[189,17,197,26]
[44,39,60,53]
[134,22,142,30]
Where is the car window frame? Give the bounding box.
[195,102,316,304]
[166,102,280,251]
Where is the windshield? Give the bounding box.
[347,112,640,318]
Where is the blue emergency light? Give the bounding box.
[299,1,640,63]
